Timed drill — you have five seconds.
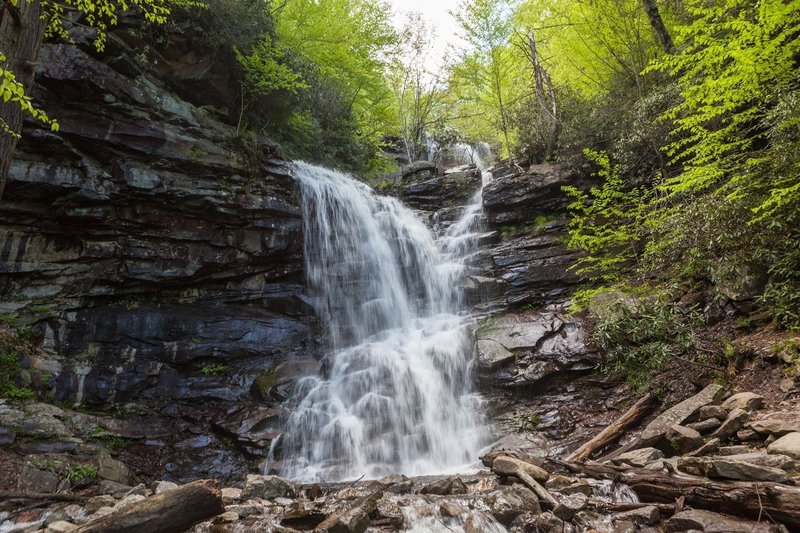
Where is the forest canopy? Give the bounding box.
[1,0,798,332]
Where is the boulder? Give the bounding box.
[45,522,78,533]
[686,418,721,434]
[240,474,295,500]
[767,432,800,459]
[721,392,764,412]
[639,384,724,446]
[750,418,800,437]
[711,408,749,440]
[666,509,782,532]
[552,493,588,521]
[708,457,788,482]
[476,312,599,387]
[719,445,749,456]
[17,465,60,493]
[688,438,720,457]
[665,425,703,454]
[419,477,467,496]
[613,448,664,468]
[488,489,538,525]
[698,405,728,421]
[374,497,405,529]
[613,505,661,526]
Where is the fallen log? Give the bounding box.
[77,479,224,533]
[0,491,86,502]
[559,460,800,528]
[567,393,654,463]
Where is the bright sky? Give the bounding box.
[388,0,465,68]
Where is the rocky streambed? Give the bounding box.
[4,384,800,532]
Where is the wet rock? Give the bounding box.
[721,392,763,412]
[545,475,573,491]
[0,426,16,445]
[397,166,481,210]
[552,493,588,521]
[767,432,800,459]
[281,500,326,529]
[373,496,405,528]
[420,476,467,495]
[560,482,593,497]
[698,405,728,421]
[221,487,242,504]
[483,164,584,226]
[640,384,724,446]
[476,312,598,387]
[488,489,538,526]
[711,408,749,440]
[686,418,722,434]
[213,511,239,523]
[520,511,574,533]
[241,474,295,500]
[492,455,549,482]
[316,505,370,533]
[225,504,260,518]
[377,474,414,494]
[613,448,664,467]
[666,509,782,532]
[439,501,465,518]
[665,425,703,454]
[613,505,661,526]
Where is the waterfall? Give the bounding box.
[275,157,493,483]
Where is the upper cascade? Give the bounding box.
[275,154,493,482]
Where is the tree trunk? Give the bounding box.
[0,0,45,202]
[554,460,800,528]
[527,29,560,161]
[77,479,224,533]
[641,0,674,53]
[567,393,654,462]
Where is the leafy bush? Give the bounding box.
[591,293,701,392]
[563,149,651,283]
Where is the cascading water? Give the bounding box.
[275,152,493,483]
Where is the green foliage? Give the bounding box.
[89,426,131,450]
[592,293,701,392]
[0,349,32,401]
[235,36,307,98]
[200,363,227,376]
[562,150,650,283]
[648,0,800,201]
[0,54,58,137]
[66,464,99,483]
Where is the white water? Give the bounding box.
[275,150,493,483]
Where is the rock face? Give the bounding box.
[2,38,308,405]
[0,24,312,482]
[476,310,599,389]
[476,163,589,308]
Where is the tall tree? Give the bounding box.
[390,12,451,162]
[641,0,673,53]
[0,0,47,200]
[454,0,516,155]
